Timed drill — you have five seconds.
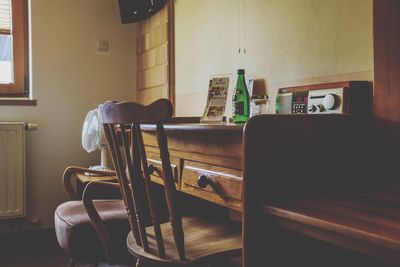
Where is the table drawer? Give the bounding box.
[181,161,242,203]
[147,154,180,185]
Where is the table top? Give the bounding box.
[141,122,244,133]
[75,173,117,183]
[140,114,364,133]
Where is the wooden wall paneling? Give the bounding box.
[137,43,169,72]
[374,0,400,121]
[373,0,400,178]
[137,23,168,54]
[136,1,174,106]
[138,85,169,105]
[137,65,169,89]
[168,0,175,107]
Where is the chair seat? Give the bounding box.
[55,199,130,263]
[127,216,242,265]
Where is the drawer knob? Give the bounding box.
[148,164,156,174]
[148,165,162,177]
[197,175,213,189]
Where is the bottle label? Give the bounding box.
[234,101,244,115]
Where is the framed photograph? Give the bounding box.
[201,76,230,123]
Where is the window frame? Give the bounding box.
[0,0,29,97]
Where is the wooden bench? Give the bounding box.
[243,114,400,266]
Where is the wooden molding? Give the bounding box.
[0,98,36,106]
[0,0,29,96]
[136,0,175,108]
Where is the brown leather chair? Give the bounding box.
[54,166,132,266]
[97,99,242,267]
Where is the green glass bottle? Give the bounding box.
[232,69,250,123]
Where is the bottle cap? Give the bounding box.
[237,69,245,74]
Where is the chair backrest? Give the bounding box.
[242,114,374,267]
[99,99,186,260]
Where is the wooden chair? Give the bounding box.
[55,166,133,266]
[99,99,242,267]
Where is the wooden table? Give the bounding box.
[74,122,244,211]
[141,123,244,211]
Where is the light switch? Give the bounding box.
[96,40,110,54]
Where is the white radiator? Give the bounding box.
[0,123,26,219]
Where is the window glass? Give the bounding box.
[0,33,12,83]
[0,0,29,96]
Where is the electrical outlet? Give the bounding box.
[96,40,111,55]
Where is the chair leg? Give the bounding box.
[68,259,76,267]
[136,259,142,267]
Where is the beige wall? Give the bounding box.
[0,0,136,229]
[175,0,373,116]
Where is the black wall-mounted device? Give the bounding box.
[118,0,167,24]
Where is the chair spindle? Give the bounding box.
[156,122,186,260]
[136,124,166,257]
[104,124,142,246]
[121,126,149,251]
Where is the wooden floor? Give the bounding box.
[0,229,68,267]
[0,228,389,267]
[0,228,137,267]
[0,228,237,267]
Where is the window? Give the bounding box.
[0,0,28,96]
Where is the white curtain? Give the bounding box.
[0,0,11,33]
